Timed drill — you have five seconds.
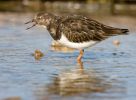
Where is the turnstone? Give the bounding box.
[25,13,129,62]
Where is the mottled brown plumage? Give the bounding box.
[26,13,129,62]
[59,15,128,42]
[26,13,128,43]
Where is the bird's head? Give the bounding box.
[25,13,54,30]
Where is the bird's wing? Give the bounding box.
[59,15,126,43]
[59,15,109,43]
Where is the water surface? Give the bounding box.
[0,13,136,100]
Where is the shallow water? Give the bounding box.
[0,13,136,100]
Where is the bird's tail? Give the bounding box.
[120,29,129,34]
[102,25,129,36]
[112,28,129,35]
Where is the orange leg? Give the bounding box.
[77,49,84,62]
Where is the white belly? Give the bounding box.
[57,34,98,49]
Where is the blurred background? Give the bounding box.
[0,0,136,15]
[0,0,136,100]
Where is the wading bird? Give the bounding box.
[25,13,129,62]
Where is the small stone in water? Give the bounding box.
[113,40,120,46]
[32,49,44,60]
[112,53,117,55]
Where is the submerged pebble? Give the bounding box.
[113,40,120,46]
[112,53,117,55]
[32,49,44,60]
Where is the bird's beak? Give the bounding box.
[25,19,37,30]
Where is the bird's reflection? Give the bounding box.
[35,61,111,99]
[46,61,110,96]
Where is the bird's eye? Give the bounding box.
[38,16,42,19]
[38,16,41,19]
